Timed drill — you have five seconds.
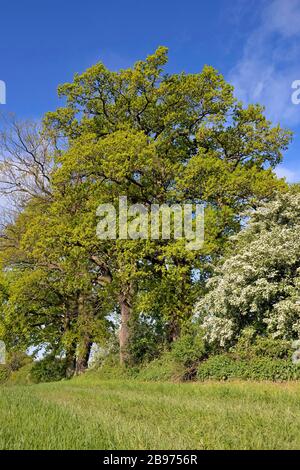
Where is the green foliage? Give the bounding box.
[232,331,293,360]
[127,313,167,365]
[197,355,300,382]
[138,353,185,382]
[197,329,297,382]
[0,365,10,384]
[90,354,138,380]
[123,324,207,382]
[30,356,67,383]
[6,363,33,386]
[170,327,207,367]
[7,351,32,372]
[0,351,33,385]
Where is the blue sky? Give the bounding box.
[0,0,299,181]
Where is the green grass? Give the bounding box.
[1,375,300,449]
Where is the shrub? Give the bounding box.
[7,363,33,385]
[7,351,32,371]
[197,355,300,382]
[232,332,293,360]
[171,328,207,367]
[197,355,238,381]
[0,365,11,384]
[138,352,185,382]
[251,337,293,359]
[30,356,67,383]
[127,314,167,365]
[92,354,138,380]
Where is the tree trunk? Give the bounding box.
[63,306,77,378]
[168,319,180,343]
[75,338,92,375]
[65,343,77,378]
[119,284,133,366]
[75,293,92,375]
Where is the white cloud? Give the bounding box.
[264,0,300,37]
[229,0,300,126]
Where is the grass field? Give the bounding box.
[1,375,300,449]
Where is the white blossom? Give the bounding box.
[195,191,300,347]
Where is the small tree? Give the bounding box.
[196,188,300,347]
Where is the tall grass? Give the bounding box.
[1,376,300,449]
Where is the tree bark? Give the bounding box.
[65,344,77,378]
[119,284,133,366]
[168,319,181,343]
[75,293,92,375]
[75,338,92,375]
[63,306,77,378]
